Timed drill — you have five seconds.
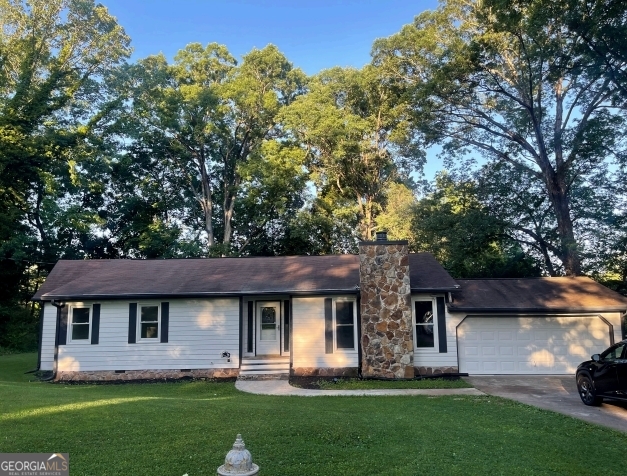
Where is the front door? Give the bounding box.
[256,301,281,355]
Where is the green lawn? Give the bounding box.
[1,354,626,475]
[307,377,472,390]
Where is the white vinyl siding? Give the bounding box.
[412,294,460,369]
[292,297,358,369]
[457,313,622,375]
[40,302,57,371]
[56,299,239,371]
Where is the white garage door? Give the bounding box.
[458,316,611,375]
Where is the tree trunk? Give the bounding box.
[223,176,240,247]
[538,240,557,277]
[198,157,214,247]
[33,181,49,257]
[364,196,374,241]
[223,193,235,246]
[202,197,214,247]
[545,173,582,276]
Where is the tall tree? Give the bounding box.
[411,173,542,278]
[476,162,562,275]
[218,45,307,247]
[375,182,417,242]
[121,44,306,253]
[231,139,309,255]
[0,0,130,349]
[483,0,627,99]
[0,0,130,257]
[373,0,626,275]
[281,66,419,240]
[101,135,201,259]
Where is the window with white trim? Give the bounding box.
[138,304,160,340]
[70,305,91,342]
[334,299,356,351]
[413,299,437,349]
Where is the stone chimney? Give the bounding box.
[359,232,414,378]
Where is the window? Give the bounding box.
[414,300,435,348]
[602,343,626,361]
[335,300,356,350]
[139,304,160,340]
[260,306,277,341]
[70,306,91,342]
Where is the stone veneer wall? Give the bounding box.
[55,368,239,382]
[360,240,414,378]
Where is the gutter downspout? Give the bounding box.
[42,300,65,382]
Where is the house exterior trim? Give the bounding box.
[454,312,619,374]
[35,290,361,302]
[448,306,627,313]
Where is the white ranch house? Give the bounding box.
[33,236,627,381]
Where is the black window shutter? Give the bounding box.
[436,297,447,353]
[91,304,101,345]
[58,305,68,345]
[324,298,333,354]
[161,302,169,343]
[247,301,253,353]
[283,300,290,352]
[128,303,137,344]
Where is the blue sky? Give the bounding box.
[101,0,443,179]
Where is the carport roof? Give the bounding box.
[449,277,627,312]
[32,252,458,301]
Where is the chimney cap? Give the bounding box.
[375,231,388,241]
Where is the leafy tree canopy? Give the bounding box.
[372,0,627,276]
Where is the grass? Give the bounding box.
[1,353,626,475]
[0,346,31,356]
[310,377,472,390]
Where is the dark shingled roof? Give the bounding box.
[32,252,459,301]
[408,253,460,291]
[449,277,627,312]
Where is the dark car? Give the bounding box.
[576,340,627,406]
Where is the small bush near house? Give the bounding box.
[0,305,39,353]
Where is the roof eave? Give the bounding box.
[447,306,627,313]
[35,288,361,301]
[411,286,460,293]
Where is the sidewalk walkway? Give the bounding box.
[235,379,485,397]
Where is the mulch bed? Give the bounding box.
[289,376,341,389]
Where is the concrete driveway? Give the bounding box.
[466,376,627,433]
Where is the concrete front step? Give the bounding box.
[239,357,290,377]
[239,369,289,376]
[237,373,289,380]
